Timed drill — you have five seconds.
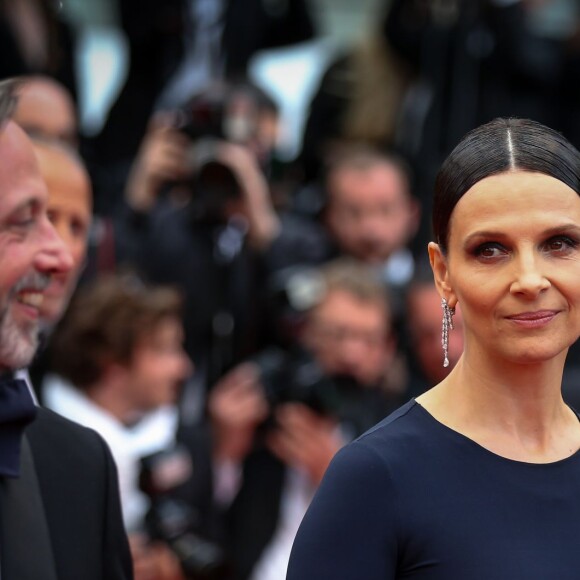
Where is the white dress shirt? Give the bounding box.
[42,374,178,532]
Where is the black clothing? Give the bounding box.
[0,2,77,100]
[15,407,133,580]
[115,200,329,386]
[288,399,580,579]
[0,377,36,477]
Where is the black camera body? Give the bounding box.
[173,84,268,222]
[252,346,391,439]
[140,446,229,579]
[144,497,227,580]
[171,90,240,224]
[252,347,343,419]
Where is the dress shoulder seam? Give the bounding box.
[356,399,418,443]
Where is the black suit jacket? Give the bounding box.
[9,407,133,580]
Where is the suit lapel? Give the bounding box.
[0,435,58,580]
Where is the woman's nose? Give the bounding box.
[509,252,550,298]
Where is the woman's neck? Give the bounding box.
[417,350,580,463]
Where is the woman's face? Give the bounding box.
[430,170,580,366]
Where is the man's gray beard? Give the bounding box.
[0,300,39,371]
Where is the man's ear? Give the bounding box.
[428,242,457,308]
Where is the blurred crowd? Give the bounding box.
[4,0,580,578]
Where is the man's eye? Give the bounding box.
[10,204,37,228]
[70,220,88,238]
[11,215,34,228]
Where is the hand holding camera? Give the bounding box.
[209,141,280,249]
[208,362,269,464]
[129,532,185,580]
[126,112,191,212]
[266,403,343,486]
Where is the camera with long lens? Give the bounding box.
[139,446,229,579]
[172,84,263,223]
[252,347,343,422]
[252,342,388,438]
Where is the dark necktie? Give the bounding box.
[0,375,37,477]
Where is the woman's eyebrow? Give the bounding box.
[463,224,580,247]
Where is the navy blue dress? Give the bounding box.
[287,399,580,579]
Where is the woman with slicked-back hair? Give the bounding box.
[287,118,580,579]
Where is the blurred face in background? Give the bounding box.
[325,161,418,264]
[33,144,92,323]
[302,288,393,386]
[407,284,464,385]
[14,76,78,147]
[124,316,192,412]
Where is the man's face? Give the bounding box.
[34,145,92,323]
[14,79,78,147]
[302,288,393,386]
[325,163,418,264]
[0,122,72,370]
[123,317,192,413]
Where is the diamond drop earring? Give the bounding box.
[441,298,455,368]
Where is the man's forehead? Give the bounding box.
[0,120,38,162]
[331,164,407,199]
[0,121,47,201]
[33,143,92,212]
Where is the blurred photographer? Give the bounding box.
[115,82,328,390]
[43,275,202,580]
[208,258,400,580]
[88,0,316,216]
[124,82,279,221]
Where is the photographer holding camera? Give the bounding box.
[114,81,328,392]
[207,258,400,580]
[42,275,206,580]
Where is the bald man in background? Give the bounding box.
[11,75,87,326]
[32,142,91,325]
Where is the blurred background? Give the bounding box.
[67,0,390,156]
[9,1,580,579]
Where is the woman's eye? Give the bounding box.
[545,236,578,253]
[475,243,505,259]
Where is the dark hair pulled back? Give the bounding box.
[433,118,580,253]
